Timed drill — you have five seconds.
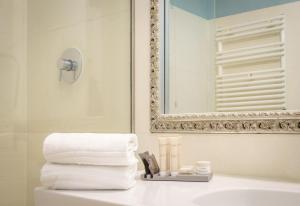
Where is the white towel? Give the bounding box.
[43,133,138,166]
[40,163,137,190]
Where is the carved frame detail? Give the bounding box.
[150,0,300,133]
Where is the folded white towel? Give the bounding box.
[40,163,137,190]
[43,133,138,166]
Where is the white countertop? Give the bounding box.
[35,175,300,206]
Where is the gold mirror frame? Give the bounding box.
[150,0,300,133]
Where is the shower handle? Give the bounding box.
[57,48,83,83]
[58,58,78,81]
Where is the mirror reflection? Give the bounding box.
[161,0,300,114]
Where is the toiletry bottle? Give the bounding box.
[158,137,169,176]
[169,137,181,176]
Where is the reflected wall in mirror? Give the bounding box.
[150,0,300,133]
[161,0,300,114]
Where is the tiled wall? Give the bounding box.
[0,1,130,205]
[0,0,28,206]
[27,0,131,205]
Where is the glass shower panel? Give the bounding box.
[0,0,28,206]
[27,0,132,205]
[0,1,132,205]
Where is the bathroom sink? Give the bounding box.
[193,188,300,206]
[35,175,300,206]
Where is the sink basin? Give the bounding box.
[193,188,300,206]
[35,175,300,206]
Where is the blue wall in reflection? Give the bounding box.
[216,0,300,17]
[170,0,300,19]
[170,0,215,19]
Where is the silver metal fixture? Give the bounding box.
[57,48,83,83]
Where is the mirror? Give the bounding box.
[150,0,300,133]
[162,0,300,114]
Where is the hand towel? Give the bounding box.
[43,133,138,166]
[40,163,137,190]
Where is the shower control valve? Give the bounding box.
[59,59,78,71]
[57,48,83,83]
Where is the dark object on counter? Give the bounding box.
[148,154,160,175]
[139,152,152,176]
[139,151,160,176]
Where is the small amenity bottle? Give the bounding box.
[158,137,169,176]
[169,136,181,176]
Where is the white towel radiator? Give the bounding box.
[215,15,286,112]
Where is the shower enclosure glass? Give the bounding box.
[0,1,132,205]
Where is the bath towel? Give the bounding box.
[40,162,137,190]
[43,133,138,166]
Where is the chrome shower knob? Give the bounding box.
[57,48,83,83]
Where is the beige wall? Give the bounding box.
[27,0,131,205]
[168,6,215,113]
[0,0,28,206]
[135,0,300,182]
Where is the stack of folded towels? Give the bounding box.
[40,133,138,190]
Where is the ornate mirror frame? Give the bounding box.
[150,0,300,133]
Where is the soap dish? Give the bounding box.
[140,173,213,182]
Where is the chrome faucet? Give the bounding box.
[57,48,82,83]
